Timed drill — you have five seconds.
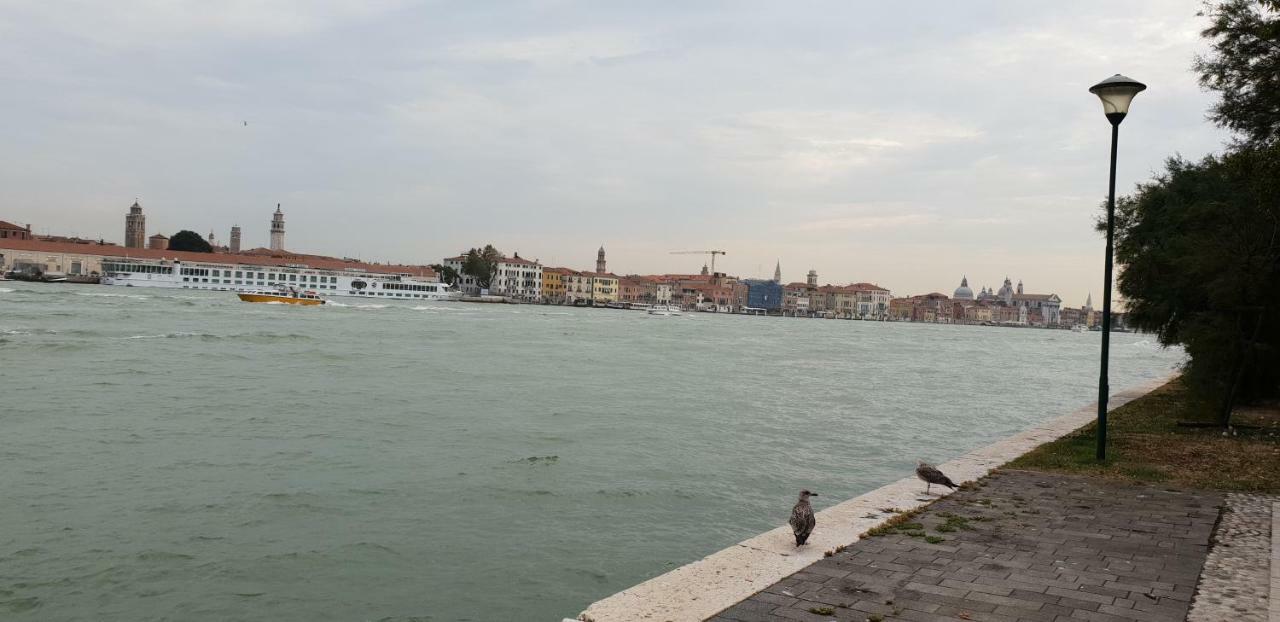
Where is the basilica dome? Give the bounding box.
[953,276,974,301]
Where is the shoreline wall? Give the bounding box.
[567,374,1175,622]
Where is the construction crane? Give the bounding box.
[670,250,727,274]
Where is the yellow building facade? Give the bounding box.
[589,274,619,304]
[542,268,566,302]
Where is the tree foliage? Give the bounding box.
[168,230,213,253]
[430,263,461,286]
[1111,145,1280,406]
[461,245,502,290]
[1194,0,1280,147]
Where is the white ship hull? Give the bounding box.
[100,258,460,302]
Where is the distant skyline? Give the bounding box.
[1,1,1230,306]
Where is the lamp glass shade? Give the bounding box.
[1089,74,1146,116]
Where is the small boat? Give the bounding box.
[238,286,326,306]
[648,304,681,316]
[1072,324,1089,333]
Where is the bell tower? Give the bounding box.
[270,204,285,251]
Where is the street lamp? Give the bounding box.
[1089,74,1145,461]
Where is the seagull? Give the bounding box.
[916,460,958,494]
[789,489,817,546]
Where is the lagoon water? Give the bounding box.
[0,283,1182,621]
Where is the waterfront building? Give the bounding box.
[0,238,121,277]
[441,252,541,299]
[489,253,543,301]
[441,255,477,295]
[743,279,783,312]
[829,286,857,318]
[148,234,168,250]
[962,302,993,323]
[561,270,619,305]
[912,293,954,323]
[125,201,145,248]
[888,297,914,320]
[1013,292,1062,325]
[230,225,242,253]
[562,270,590,303]
[589,273,619,304]
[1060,307,1084,327]
[852,283,892,318]
[542,267,568,303]
[619,276,659,305]
[0,221,32,241]
[269,204,285,251]
[783,282,811,315]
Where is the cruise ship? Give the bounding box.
[100,258,460,301]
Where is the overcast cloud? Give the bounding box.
[0,1,1229,304]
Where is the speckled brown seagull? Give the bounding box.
[916,460,958,494]
[789,489,817,546]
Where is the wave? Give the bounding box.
[2,328,58,335]
[121,331,313,342]
[0,287,13,293]
[76,292,150,299]
[326,301,388,309]
[124,332,205,340]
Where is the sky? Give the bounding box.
[0,1,1232,306]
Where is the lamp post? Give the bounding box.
[1088,74,1146,461]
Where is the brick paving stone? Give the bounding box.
[708,470,1221,621]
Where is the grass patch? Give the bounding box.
[862,507,924,537]
[1007,378,1280,493]
[924,535,945,544]
[808,606,834,615]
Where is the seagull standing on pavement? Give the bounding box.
[916,460,958,494]
[789,489,817,546]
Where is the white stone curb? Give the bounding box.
[1270,501,1278,622]
[566,375,1174,622]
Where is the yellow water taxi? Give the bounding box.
[237,287,326,306]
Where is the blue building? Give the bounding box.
[743,279,783,312]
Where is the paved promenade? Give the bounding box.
[712,470,1220,622]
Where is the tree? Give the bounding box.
[430,263,461,286]
[461,245,502,290]
[168,230,213,253]
[1110,145,1280,413]
[1194,0,1280,147]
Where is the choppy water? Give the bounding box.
[0,283,1182,621]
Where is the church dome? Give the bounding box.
[953,276,974,301]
